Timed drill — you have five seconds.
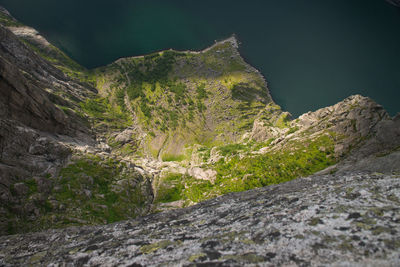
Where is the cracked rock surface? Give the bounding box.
[1,171,399,266]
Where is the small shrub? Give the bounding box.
[219,143,247,156]
[196,83,208,99]
[161,154,185,162]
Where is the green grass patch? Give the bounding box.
[288,126,300,134]
[219,143,247,156]
[213,134,336,194]
[196,83,208,99]
[155,173,213,204]
[54,155,148,225]
[155,174,184,203]
[80,97,132,129]
[24,179,38,194]
[155,134,336,205]
[161,153,185,162]
[275,113,290,129]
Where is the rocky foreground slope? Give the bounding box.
[1,170,399,266]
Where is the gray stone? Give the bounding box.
[0,171,399,266]
[12,183,29,196]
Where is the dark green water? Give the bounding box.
[0,0,399,117]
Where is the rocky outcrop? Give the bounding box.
[188,167,217,183]
[254,95,399,160]
[1,170,399,266]
[324,113,400,175]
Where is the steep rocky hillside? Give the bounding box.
[0,5,399,240]
[94,36,273,161]
[1,171,399,266]
[0,9,153,235]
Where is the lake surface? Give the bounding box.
[0,0,399,117]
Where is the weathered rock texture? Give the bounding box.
[0,170,399,266]
[0,15,151,235]
[254,94,399,159]
[0,24,97,234]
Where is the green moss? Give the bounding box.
[153,134,336,205]
[384,239,400,249]
[275,113,290,129]
[0,13,24,27]
[197,146,212,161]
[161,153,185,162]
[119,144,137,156]
[53,155,147,226]
[253,138,275,150]
[219,143,247,156]
[231,83,265,103]
[155,173,214,204]
[80,97,132,129]
[372,226,392,235]
[140,240,175,254]
[196,83,208,99]
[308,217,323,226]
[29,251,47,264]
[338,241,354,252]
[155,174,185,203]
[288,126,300,134]
[189,253,207,262]
[126,50,183,87]
[115,88,127,111]
[213,134,336,195]
[24,179,38,194]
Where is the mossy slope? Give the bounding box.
[94,37,275,160]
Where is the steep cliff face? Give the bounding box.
[0,26,79,134]
[0,12,152,235]
[0,5,399,241]
[0,24,96,235]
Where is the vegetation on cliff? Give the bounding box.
[2,7,398,236]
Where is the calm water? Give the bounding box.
[1,0,399,117]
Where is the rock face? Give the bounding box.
[0,17,151,234]
[1,170,399,266]
[254,94,398,158]
[0,24,97,234]
[0,26,74,134]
